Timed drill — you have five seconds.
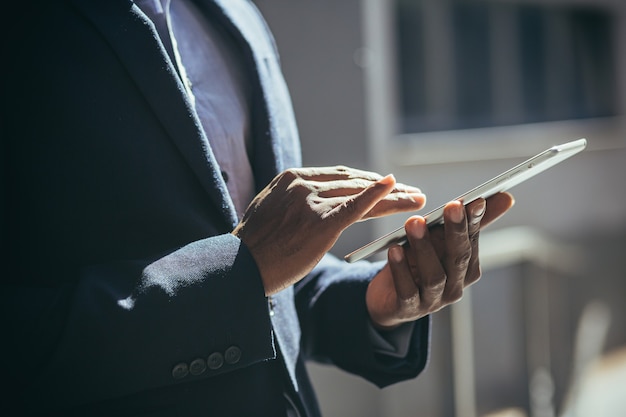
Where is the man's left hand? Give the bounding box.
[366,192,515,329]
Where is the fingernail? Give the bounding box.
[389,246,404,263]
[378,174,395,186]
[472,199,486,224]
[451,202,464,223]
[408,216,425,239]
[473,199,486,217]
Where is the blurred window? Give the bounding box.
[395,0,618,134]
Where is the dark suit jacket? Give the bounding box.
[1,0,430,415]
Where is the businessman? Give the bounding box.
[1,0,513,415]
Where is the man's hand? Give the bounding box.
[233,166,426,295]
[366,192,515,329]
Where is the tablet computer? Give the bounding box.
[344,138,587,263]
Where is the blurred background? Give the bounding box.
[255,0,626,416]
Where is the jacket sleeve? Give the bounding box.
[295,253,431,388]
[4,234,275,411]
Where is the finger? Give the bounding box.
[442,201,471,302]
[293,165,383,182]
[293,166,422,196]
[362,191,426,219]
[464,198,487,286]
[311,192,425,219]
[308,175,425,219]
[404,216,446,308]
[388,245,419,302]
[311,178,422,199]
[324,174,397,225]
[480,192,515,229]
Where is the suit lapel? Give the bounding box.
[69,0,239,228]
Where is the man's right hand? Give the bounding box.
[232,166,426,295]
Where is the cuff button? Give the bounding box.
[225,346,242,365]
[207,352,224,370]
[172,362,189,380]
[189,358,207,376]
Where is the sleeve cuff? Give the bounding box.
[367,320,416,359]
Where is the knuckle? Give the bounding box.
[283,167,299,179]
[454,252,472,271]
[450,228,468,239]
[445,286,464,304]
[277,169,299,189]
[288,177,309,194]
[423,275,447,296]
[466,267,482,284]
[397,293,419,309]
